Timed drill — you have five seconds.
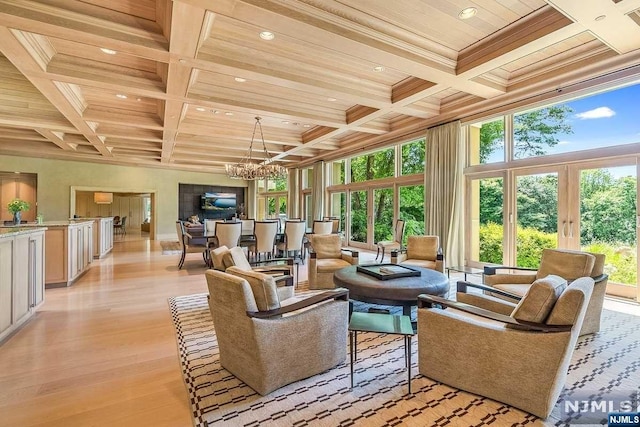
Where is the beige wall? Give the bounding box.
[0,155,246,239]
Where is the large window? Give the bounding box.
[469,117,505,165]
[465,82,640,301]
[470,176,504,264]
[399,185,424,245]
[350,148,394,182]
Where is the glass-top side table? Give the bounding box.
[446,265,484,283]
[348,311,415,394]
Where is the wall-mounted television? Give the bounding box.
[201,192,237,213]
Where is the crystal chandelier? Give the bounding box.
[226,117,288,180]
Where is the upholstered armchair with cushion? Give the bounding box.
[417,275,594,419]
[478,248,608,335]
[308,234,359,289]
[390,235,444,273]
[205,269,349,395]
[210,245,296,288]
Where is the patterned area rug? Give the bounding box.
[160,240,182,255]
[168,293,640,427]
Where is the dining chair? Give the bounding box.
[175,221,208,269]
[249,221,279,261]
[276,220,306,263]
[213,221,242,249]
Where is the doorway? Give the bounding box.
[70,187,157,241]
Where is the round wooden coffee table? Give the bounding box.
[333,265,449,316]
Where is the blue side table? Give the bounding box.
[348,311,415,394]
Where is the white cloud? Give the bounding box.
[558,140,571,145]
[575,106,616,120]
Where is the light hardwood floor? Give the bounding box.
[2,236,636,427]
[0,237,207,427]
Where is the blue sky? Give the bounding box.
[546,82,640,152]
[483,81,640,176]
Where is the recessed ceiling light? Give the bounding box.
[116,94,127,99]
[234,77,247,82]
[327,97,337,102]
[373,65,385,72]
[225,112,234,116]
[100,48,117,55]
[303,124,311,128]
[595,15,606,21]
[259,31,275,40]
[136,97,141,102]
[14,171,20,174]
[196,107,206,112]
[458,7,477,19]
[179,59,187,64]
[282,120,289,124]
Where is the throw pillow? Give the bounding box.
[511,274,567,323]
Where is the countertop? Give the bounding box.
[0,227,48,238]
[1,220,94,228]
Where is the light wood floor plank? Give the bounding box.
[0,237,205,427]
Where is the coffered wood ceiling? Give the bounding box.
[1,0,640,174]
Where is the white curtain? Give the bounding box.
[287,168,300,219]
[246,180,256,219]
[425,121,464,266]
[311,161,325,220]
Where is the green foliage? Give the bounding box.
[479,178,503,225]
[400,185,424,245]
[480,224,637,285]
[478,223,503,264]
[479,106,573,162]
[580,171,636,245]
[583,242,637,285]
[480,224,556,267]
[513,105,573,159]
[516,228,557,268]
[479,119,504,163]
[7,198,30,214]
[516,174,558,233]
[351,148,394,182]
[401,139,425,175]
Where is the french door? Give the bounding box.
[566,160,638,300]
[347,187,395,250]
[469,160,639,301]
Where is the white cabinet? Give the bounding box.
[0,229,46,343]
[89,217,113,259]
[68,221,92,282]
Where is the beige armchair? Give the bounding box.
[390,235,444,273]
[205,269,349,395]
[480,248,608,335]
[417,275,594,419]
[308,234,359,289]
[210,245,296,288]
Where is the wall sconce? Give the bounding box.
[94,192,113,204]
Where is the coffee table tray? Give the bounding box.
[356,264,421,281]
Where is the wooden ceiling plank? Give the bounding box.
[0,26,112,155]
[34,128,74,150]
[161,0,207,162]
[0,1,170,61]
[547,0,640,54]
[457,6,577,74]
[176,0,504,99]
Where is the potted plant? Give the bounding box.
[7,198,30,225]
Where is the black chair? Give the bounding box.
[114,216,127,235]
